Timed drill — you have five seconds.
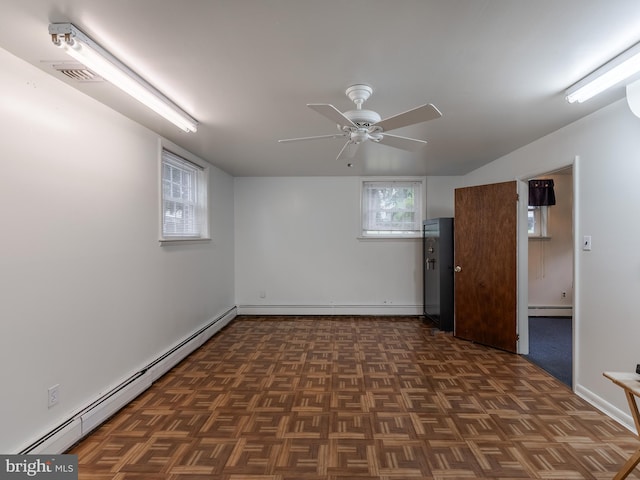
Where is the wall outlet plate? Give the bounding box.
[48,384,60,408]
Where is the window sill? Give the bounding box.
[528,235,552,240]
[159,237,211,246]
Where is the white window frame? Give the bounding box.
[360,178,425,239]
[528,205,549,238]
[160,146,210,243]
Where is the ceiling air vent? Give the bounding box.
[48,62,103,82]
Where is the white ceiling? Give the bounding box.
[2,0,640,177]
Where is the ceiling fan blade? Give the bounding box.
[336,140,358,161]
[308,104,356,127]
[278,133,347,143]
[377,133,427,152]
[375,103,442,132]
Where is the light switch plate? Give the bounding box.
[583,235,592,251]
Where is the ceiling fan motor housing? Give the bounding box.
[343,109,381,127]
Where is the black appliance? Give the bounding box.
[423,218,454,331]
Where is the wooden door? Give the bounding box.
[454,181,518,352]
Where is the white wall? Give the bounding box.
[457,99,640,425]
[425,175,465,219]
[0,47,235,453]
[234,176,423,314]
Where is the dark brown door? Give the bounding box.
[454,181,518,352]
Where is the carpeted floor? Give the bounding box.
[525,316,572,386]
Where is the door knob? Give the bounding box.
[454,265,462,273]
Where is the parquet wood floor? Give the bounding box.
[69,316,640,479]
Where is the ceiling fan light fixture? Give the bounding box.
[351,130,369,144]
[48,23,198,132]
[566,40,640,104]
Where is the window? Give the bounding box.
[528,205,549,237]
[161,149,208,241]
[361,179,424,238]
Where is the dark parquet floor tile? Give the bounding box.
[69,315,640,479]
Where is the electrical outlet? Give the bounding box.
[562,291,566,298]
[48,384,60,408]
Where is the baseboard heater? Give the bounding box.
[528,305,572,316]
[19,306,237,455]
[237,304,423,316]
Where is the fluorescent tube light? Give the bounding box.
[49,23,198,132]
[566,40,640,104]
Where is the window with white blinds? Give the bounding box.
[161,149,208,240]
[361,180,424,237]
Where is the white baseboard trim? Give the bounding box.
[19,306,237,454]
[575,383,636,435]
[236,304,423,316]
[528,305,573,317]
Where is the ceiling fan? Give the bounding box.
[279,84,442,161]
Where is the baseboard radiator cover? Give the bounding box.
[528,305,573,317]
[237,304,423,316]
[19,306,237,455]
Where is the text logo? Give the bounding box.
[0,455,77,480]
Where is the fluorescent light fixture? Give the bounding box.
[566,40,640,104]
[49,23,198,132]
[627,77,640,118]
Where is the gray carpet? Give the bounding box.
[524,316,572,386]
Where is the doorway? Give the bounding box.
[524,166,574,386]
